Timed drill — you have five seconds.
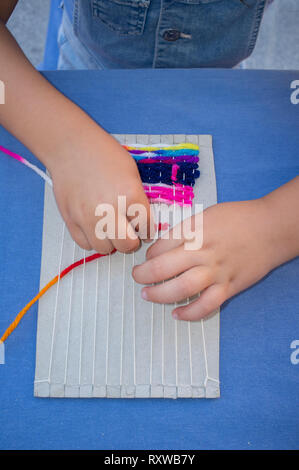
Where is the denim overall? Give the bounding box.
[58,0,266,70]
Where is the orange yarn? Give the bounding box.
[0,275,59,343]
[1,250,116,344]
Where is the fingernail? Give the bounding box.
[141,288,148,300]
[172,311,179,320]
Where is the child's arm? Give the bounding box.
[0,11,151,253]
[133,176,299,320]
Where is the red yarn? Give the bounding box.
[59,249,117,279]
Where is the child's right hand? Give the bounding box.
[0,19,152,254]
[47,127,152,254]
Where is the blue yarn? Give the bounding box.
[131,149,199,161]
[137,162,200,186]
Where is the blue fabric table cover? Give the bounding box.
[0,69,298,450]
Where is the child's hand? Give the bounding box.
[133,199,278,321]
[48,129,152,253]
[0,21,152,253]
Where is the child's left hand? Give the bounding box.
[133,198,277,321]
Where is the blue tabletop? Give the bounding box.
[0,69,298,450]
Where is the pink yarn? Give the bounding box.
[146,196,192,207]
[0,144,53,186]
[171,163,180,182]
[143,183,194,206]
[0,144,25,163]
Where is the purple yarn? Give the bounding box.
[138,155,199,164]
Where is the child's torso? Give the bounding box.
[62,0,267,69]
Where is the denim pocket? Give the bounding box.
[246,0,266,56]
[91,0,151,35]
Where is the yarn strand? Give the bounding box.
[0,141,200,344]
[0,250,116,343]
[0,145,52,186]
[0,142,200,205]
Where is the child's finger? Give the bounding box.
[145,221,189,260]
[65,218,92,251]
[141,192,156,241]
[92,237,115,254]
[146,214,202,260]
[132,246,202,284]
[112,215,140,253]
[146,235,184,261]
[86,223,115,254]
[141,266,211,304]
[172,283,228,321]
[127,186,155,241]
[143,203,156,242]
